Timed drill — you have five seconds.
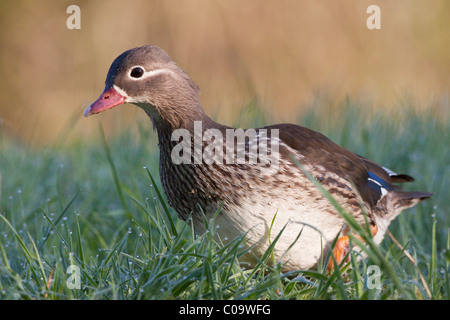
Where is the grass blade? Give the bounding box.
[99,125,132,219]
[144,166,178,237]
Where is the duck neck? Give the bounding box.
[137,101,228,219]
[140,101,217,140]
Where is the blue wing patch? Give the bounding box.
[367,171,392,197]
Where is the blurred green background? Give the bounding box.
[0,0,448,145]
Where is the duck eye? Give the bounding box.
[130,67,144,78]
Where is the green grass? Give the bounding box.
[0,101,448,300]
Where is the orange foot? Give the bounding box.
[327,224,378,271]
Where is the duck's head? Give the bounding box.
[84,45,201,124]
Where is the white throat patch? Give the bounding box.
[113,84,129,99]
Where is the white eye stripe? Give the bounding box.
[127,66,173,80]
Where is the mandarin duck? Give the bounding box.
[84,45,432,271]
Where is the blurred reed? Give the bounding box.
[0,0,448,145]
